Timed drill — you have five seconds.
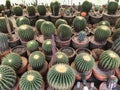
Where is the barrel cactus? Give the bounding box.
[75,53,94,73]
[73,16,87,32]
[81,1,92,13]
[115,18,120,29]
[0,4,4,13]
[98,50,120,71]
[112,28,120,41]
[17,25,34,41]
[42,39,52,55]
[98,21,110,27]
[29,51,45,70]
[27,40,39,52]
[77,31,87,42]
[20,70,43,90]
[12,5,23,16]
[0,65,17,90]
[37,4,46,15]
[55,19,68,28]
[58,24,72,41]
[0,17,13,33]
[2,53,22,71]
[47,64,75,90]
[27,5,36,16]
[5,0,11,9]
[16,16,30,27]
[94,25,111,42]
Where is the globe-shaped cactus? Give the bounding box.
[81,1,92,13]
[5,0,11,9]
[47,64,75,90]
[55,19,68,28]
[77,31,87,42]
[98,21,110,27]
[37,4,46,15]
[20,70,43,90]
[0,65,17,90]
[27,5,36,16]
[112,28,120,41]
[12,5,23,16]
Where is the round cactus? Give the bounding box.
[17,25,34,41]
[55,52,69,64]
[29,51,45,70]
[37,4,46,15]
[107,1,118,14]
[16,16,30,27]
[0,17,13,33]
[0,65,17,90]
[42,39,52,55]
[81,1,92,13]
[77,31,87,42]
[98,50,120,71]
[41,21,55,37]
[27,5,36,16]
[12,5,23,16]
[75,53,94,73]
[0,4,5,13]
[98,21,110,27]
[20,70,43,90]
[27,40,39,52]
[94,25,111,42]
[112,28,120,41]
[115,18,120,29]
[55,19,68,28]
[35,19,45,33]
[47,64,75,90]
[5,0,11,9]
[58,24,72,41]
[73,16,87,32]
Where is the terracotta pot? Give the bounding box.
[63,15,75,25]
[38,15,50,21]
[50,15,61,24]
[20,39,27,46]
[76,48,92,55]
[115,68,120,79]
[27,15,38,26]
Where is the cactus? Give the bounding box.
[35,19,45,33]
[0,65,17,90]
[112,28,120,41]
[0,4,4,13]
[47,64,75,90]
[2,53,22,71]
[42,39,52,55]
[98,21,110,27]
[81,1,92,13]
[98,50,120,71]
[12,5,23,16]
[73,16,87,32]
[17,25,34,41]
[94,25,111,42]
[0,33,9,53]
[107,1,118,14]
[41,21,55,37]
[75,53,94,73]
[0,17,13,33]
[55,19,68,28]
[27,5,36,16]
[115,18,120,29]
[78,2,81,11]
[58,24,72,41]
[77,31,87,42]
[99,7,103,13]
[55,52,69,64]
[16,16,30,27]
[20,70,43,90]
[29,51,45,70]
[5,0,11,9]
[27,40,39,52]
[37,4,46,15]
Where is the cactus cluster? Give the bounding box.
[47,64,75,90]
[77,31,87,42]
[5,0,11,9]
[98,50,120,71]
[55,19,68,28]
[27,5,36,16]
[37,4,46,15]
[98,21,110,27]
[20,70,43,90]
[81,1,92,13]
[0,65,17,90]
[115,18,120,29]
[12,5,23,16]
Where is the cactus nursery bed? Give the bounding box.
[0,0,120,90]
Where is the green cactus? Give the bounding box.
[75,53,94,73]
[58,24,72,41]
[98,21,110,27]
[55,19,68,28]
[0,33,9,53]
[27,5,36,16]
[78,31,87,42]
[17,25,34,41]
[98,50,120,71]
[5,0,11,9]
[73,16,87,32]
[0,17,13,33]
[16,16,30,27]
[27,40,39,52]
[35,19,45,33]
[42,39,52,55]
[0,4,4,13]
[47,64,75,90]
[112,28,120,41]
[94,25,111,42]
[29,51,45,70]
[81,1,92,13]
[20,70,43,90]
[37,4,46,15]
[2,53,22,71]
[115,18,120,29]
[41,21,55,37]
[0,65,17,90]
[12,5,23,16]
[107,1,118,14]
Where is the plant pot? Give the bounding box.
[50,15,61,24]
[63,15,75,25]
[38,14,50,21]
[76,48,92,55]
[27,15,38,26]
[72,35,89,49]
[115,68,120,79]
[12,78,19,90]
[59,47,76,64]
